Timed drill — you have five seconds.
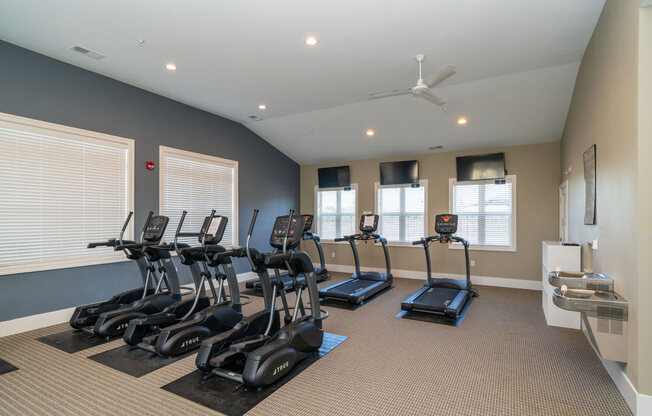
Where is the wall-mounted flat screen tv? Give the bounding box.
[318,165,350,188]
[380,160,419,185]
[456,152,506,181]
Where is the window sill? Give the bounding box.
[448,244,516,252]
[0,255,131,276]
[320,240,351,245]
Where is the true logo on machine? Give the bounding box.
[272,361,289,376]
[181,337,200,348]
[116,322,129,330]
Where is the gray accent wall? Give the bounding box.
[0,40,300,321]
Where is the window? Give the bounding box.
[0,112,134,275]
[449,175,516,251]
[314,185,357,240]
[375,180,428,243]
[159,146,238,246]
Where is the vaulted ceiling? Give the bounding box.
[0,0,605,164]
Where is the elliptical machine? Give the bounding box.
[245,214,329,292]
[123,210,245,356]
[207,210,328,389]
[195,209,281,373]
[90,214,190,339]
[70,212,159,329]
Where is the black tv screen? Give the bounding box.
[456,153,506,181]
[318,166,350,188]
[380,160,419,185]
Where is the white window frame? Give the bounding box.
[0,112,135,275]
[313,184,358,243]
[448,175,517,252]
[374,179,428,247]
[159,146,238,247]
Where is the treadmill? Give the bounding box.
[318,214,392,304]
[245,214,329,292]
[401,214,477,318]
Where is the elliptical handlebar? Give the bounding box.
[138,211,153,246]
[245,209,259,271]
[173,211,188,254]
[282,209,295,254]
[118,211,134,246]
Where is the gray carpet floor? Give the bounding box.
[0,273,631,415]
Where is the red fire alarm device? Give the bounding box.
[146,161,155,170]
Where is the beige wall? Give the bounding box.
[560,0,643,392]
[638,5,652,396]
[300,141,560,282]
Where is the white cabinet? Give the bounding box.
[542,241,581,329]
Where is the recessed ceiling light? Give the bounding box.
[366,129,375,136]
[457,117,468,125]
[258,104,267,110]
[305,36,319,46]
[166,63,177,71]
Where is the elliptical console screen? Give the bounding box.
[201,215,228,244]
[435,214,458,235]
[359,214,379,233]
[302,214,314,232]
[270,215,306,249]
[143,216,169,242]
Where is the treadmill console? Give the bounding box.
[200,215,228,244]
[359,214,379,233]
[435,214,458,235]
[302,214,314,232]
[143,215,169,242]
[270,215,306,250]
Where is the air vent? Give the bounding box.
[428,145,444,151]
[248,115,264,122]
[70,45,105,60]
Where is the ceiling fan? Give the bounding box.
[368,54,457,105]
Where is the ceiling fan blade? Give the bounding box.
[427,65,457,88]
[418,90,448,105]
[368,88,412,100]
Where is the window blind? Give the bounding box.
[451,178,513,247]
[316,187,356,240]
[0,115,133,275]
[376,182,426,242]
[160,147,237,246]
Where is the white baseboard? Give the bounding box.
[597,352,652,415]
[0,307,77,338]
[0,271,260,339]
[320,263,541,291]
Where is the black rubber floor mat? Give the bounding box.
[0,358,18,375]
[395,297,474,327]
[88,344,194,377]
[37,330,115,353]
[162,333,347,416]
[319,286,393,310]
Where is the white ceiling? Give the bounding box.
[0,0,605,164]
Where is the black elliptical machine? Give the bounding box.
[245,214,329,293]
[200,210,328,389]
[70,212,159,329]
[124,210,246,356]
[195,209,281,373]
[401,214,478,318]
[90,215,193,339]
[318,214,392,304]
